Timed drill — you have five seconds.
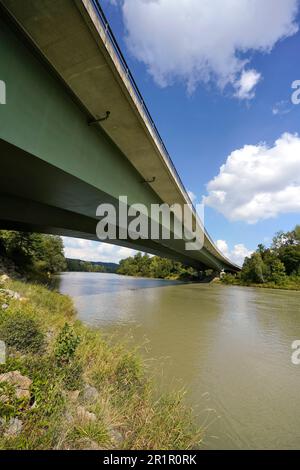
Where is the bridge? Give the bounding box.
[0,0,239,273]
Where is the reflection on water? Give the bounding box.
[58,272,300,449]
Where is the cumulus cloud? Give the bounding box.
[203,133,300,223]
[114,0,298,97]
[62,237,136,263]
[216,240,253,266]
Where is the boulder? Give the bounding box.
[82,384,99,404]
[0,289,21,300]
[0,370,32,400]
[4,417,23,438]
[110,429,124,446]
[76,405,96,423]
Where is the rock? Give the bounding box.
[67,390,80,403]
[1,303,8,310]
[0,370,32,400]
[4,417,23,438]
[0,274,9,283]
[82,384,99,404]
[76,405,96,423]
[78,438,103,450]
[110,429,124,446]
[0,289,20,300]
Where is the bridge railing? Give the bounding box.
[90,1,240,269]
[91,0,195,210]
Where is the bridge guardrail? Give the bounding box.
[91,0,195,210]
[91,1,239,269]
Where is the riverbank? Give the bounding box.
[220,275,300,291]
[0,276,202,450]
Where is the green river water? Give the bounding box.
[58,272,300,449]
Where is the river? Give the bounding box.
[57,272,300,450]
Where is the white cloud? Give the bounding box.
[234,69,261,100]
[62,237,137,263]
[115,0,298,97]
[203,132,300,223]
[216,239,253,266]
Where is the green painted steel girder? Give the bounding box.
[0,9,237,272]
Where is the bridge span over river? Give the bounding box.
[0,0,239,272]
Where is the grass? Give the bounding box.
[221,273,300,291]
[0,277,202,450]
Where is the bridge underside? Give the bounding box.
[0,4,238,273]
[0,137,212,270]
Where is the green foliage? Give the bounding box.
[0,230,66,274]
[223,225,299,289]
[0,278,201,450]
[241,252,266,284]
[54,323,80,365]
[0,381,26,419]
[0,312,44,353]
[115,353,143,393]
[35,235,67,274]
[117,252,197,280]
[0,231,42,268]
[25,356,65,417]
[62,360,83,391]
[66,258,118,273]
[221,273,239,285]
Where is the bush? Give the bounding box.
[0,312,44,353]
[54,323,80,365]
[0,381,25,419]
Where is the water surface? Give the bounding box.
[58,272,300,449]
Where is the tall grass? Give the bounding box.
[0,278,202,450]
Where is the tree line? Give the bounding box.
[223,225,300,289]
[117,252,198,280]
[0,230,66,276]
[66,258,118,273]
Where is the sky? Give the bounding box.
[64,0,300,266]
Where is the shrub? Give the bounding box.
[0,312,44,353]
[54,323,80,365]
[0,381,26,419]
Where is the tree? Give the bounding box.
[272,225,300,275]
[117,252,197,280]
[241,253,265,284]
[262,250,286,284]
[277,245,300,275]
[0,230,66,274]
[35,235,67,274]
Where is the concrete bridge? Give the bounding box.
[0,0,239,272]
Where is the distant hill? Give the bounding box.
[66,258,119,273]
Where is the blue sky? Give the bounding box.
[64,0,300,265]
